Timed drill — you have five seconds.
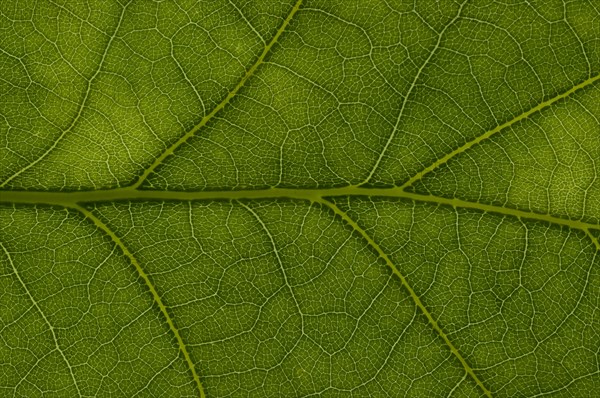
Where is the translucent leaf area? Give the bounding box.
[1,0,599,397]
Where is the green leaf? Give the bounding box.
[1,0,599,396]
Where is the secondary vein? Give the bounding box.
[1,241,82,397]
[0,1,131,188]
[399,72,600,190]
[129,0,304,189]
[71,204,206,398]
[361,0,467,185]
[317,197,493,397]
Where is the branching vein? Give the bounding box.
[70,204,206,398]
[317,197,493,397]
[2,187,598,237]
[399,73,600,190]
[0,1,131,188]
[129,0,303,189]
[361,0,467,184]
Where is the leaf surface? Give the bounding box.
[1,0,599,396]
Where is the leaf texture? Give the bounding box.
[1,0,599,397]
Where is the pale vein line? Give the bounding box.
[0,1,131,188]
[399,72,600,190]
[237,200,309,371]
[317,198,493,397]
[70,204,206,398]
[529,370,600,397]
[227,0,265,44]
[238,201,304,330]
[361,0,467,185]
[129,0,303,189]
[0,241,82,397]
[447,371,469,397]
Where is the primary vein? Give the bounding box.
[2,187,598,234]
[129,0,303,189]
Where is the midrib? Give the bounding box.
[1,186,598,233]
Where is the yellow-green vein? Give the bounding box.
[238,200,306,336]
[584,229,600,252]
[71,204,206,398]
[317,197,493,397]
[130,0,303,189]
[399,73,600,190]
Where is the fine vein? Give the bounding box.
[129,0,303,189]
[71,204,206,398]
[0,1,130,188]
[1,241,82,397]
[239,201,305,335]
[317,198,493,397]
[361,0,467,184]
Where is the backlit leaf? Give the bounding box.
[1,0,599,396]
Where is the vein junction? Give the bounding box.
[1,186,598,242]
